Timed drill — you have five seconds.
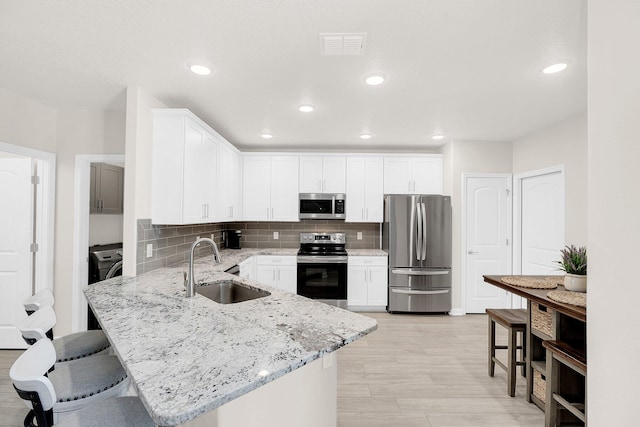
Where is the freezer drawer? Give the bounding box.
[389,267,451,288]
[388,286,451,313]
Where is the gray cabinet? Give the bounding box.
[90,163,124,214]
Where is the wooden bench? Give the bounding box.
[543,340,587,426]
[486,308,527,397]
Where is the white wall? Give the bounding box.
[440,140,513,313]
[0,88,58,152]
[89,215,124,246]
[0,87,126,335]
[122,87,167,276]
[513,113,587,245]
[588,1,640,424]
[53,109,126,334]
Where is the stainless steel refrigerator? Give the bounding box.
[383,194,452,313]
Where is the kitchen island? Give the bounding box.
[84,249,378,426]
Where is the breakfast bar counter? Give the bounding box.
[84,251,378,426]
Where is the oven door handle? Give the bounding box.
[391,269,450,276]
[391,288,450,295]
[297,256,348,264]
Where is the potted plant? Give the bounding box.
[556,245,587,292]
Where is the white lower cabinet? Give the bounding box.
[255,256,297,293]
[239,257,255,280]
[347,256,388,309]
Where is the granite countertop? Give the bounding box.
[207,247,387,269]
[346,249,388,256]
[84,249,378,426]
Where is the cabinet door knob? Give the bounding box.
[467,250,479,255]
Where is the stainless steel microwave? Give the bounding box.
[299,193,346,220]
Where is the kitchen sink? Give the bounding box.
[196,280,270,304]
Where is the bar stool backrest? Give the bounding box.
[23,288,55,315]
[10,339,58,427]
[19,305,56,345]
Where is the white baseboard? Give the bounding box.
[449,308,465,316]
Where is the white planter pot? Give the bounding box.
[564,274,587,293]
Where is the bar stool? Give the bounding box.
[486,308,527,397]
[10,339,153,427]
[19,305,110,362]
[23,288,55,315]
[543,340,587,427]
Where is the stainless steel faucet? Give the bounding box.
[185,237,222,297]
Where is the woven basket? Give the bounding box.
[533,370,546,403]
[531,303,553,337]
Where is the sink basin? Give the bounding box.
[196,281,270,304]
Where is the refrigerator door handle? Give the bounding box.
[391,288,450,295]
[421,202,427,261]
[415,202,422,260]
[391,269,450,276]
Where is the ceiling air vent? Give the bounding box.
[320,33,367,55]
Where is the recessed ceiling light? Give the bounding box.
[261,132,273,139]
[542,63,568,74]
[298,105,315,113]
[360,133,373,140]
[431,134,445,141]
[189,63,212,76]
[364,73,386,86]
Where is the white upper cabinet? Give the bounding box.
[299,156,346,193]
[242,156,271,221]
[270,156,300,221]
[346,157,384,222]
[383,155,443,195]
[216,142,241,222]
[242,155,299,221]
[152,110,218,224]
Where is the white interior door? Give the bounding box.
[464,175,512,313]
[518,169,565,275]
[0,158,33,348]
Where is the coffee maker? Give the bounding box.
[224,230,242,249]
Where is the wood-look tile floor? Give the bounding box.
[337,312,543,427]
[0,313,543,426]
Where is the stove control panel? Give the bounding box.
[299,232,346,244]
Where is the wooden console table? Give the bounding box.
[483,276,587,425]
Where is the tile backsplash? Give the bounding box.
[230,220,381,250]
[136,219,225,275]
[137,219,381,274]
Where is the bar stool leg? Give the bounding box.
[488,317,496,377]
[508,327,517,397]
[520,329,527,377]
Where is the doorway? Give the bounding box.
[513,166,565,307]
[0,143,55,349]
[463,174,513,313]
[72,154,125,332]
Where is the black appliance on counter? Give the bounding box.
[224,230,242,249]
[297,232,347,308]
[88,243,123,330]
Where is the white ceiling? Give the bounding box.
[0,0,586,151]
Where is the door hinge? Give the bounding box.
[506,238,509,246]
[30,243,39,253]
[31,175,40,184]
[506,188,510,197]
